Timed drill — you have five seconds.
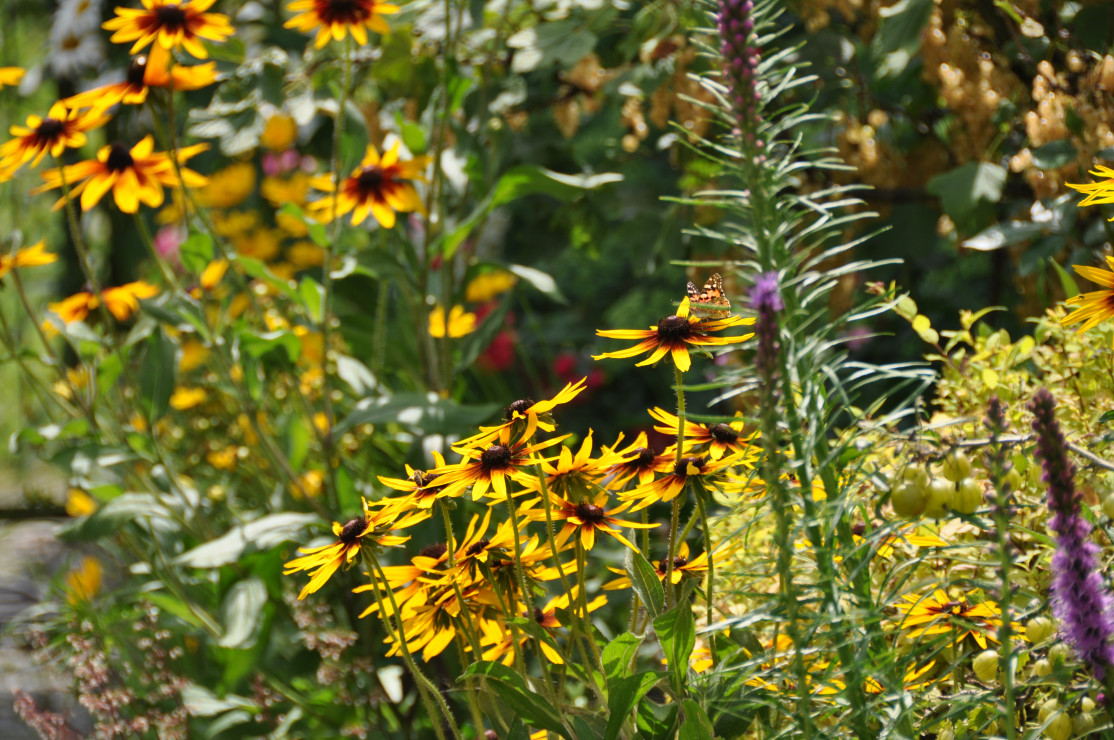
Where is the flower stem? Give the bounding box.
[666,363,687,610]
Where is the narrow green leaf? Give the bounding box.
[1050,259,1079,299]
[299,277,325,323]
[624,548,664,619]
[138,329,176,420]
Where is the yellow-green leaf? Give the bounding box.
[982,367,999,389]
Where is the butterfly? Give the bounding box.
[686,273,731,318]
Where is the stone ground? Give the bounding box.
[0,464,88,739]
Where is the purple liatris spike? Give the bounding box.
[751,271,781,383]
[1029,388,1114,679]
[717,0,761,133]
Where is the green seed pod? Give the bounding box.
[891,483,928,518]
[1032,658,1052,677]
[1038,698,1061,723]
[973,650,999,683]
[1103,494,1114,520]
[1043,711,1071,740]
[1048,643,1071,666]
[952,479,983,515]
[1026,617,1055,645]
[924,478,954,518]
[1072,711,1095,734]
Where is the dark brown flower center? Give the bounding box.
[660,556,688,570]
[672,456,705,477]
[575,503,606,522]
[154,4,189,30]
[656,314,692,340]
[710,423,738,443]
[127,56,149,86]
[532,606,545,623]
[480,444,513,472]
[354,165,386,195]
[418,542,447,560]
[504,398,535,420]
[410,470,433,487]
[35,118,66,141]
[338,517,367,544]
[632,446,655,467]
[465,539,490,556]
[105,143,135,172]
[316,0,373,23]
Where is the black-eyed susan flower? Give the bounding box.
[0,103,108,176]
[1067,165,1114,212]
[385,581,501,661]
[479,587,604,666]
[602,541,725,589]
[0,67,24,89]
[600,431,671,490]
[524,491,658,551]
[307,142,428,229]
[284,499,428,600]
[621,453,738,511]
[1062,256,1114,335]
[592,297,754,373]
[429,304,477,338]
[35,136,208,214]
[377,451,453,513]
[0,241,57,280]
[285,0,399,48]
[519,430,623,500]
[893,587,1005,650]
[427,430,566,500]
[64,44,217,111]
[647,407,759,462]
[356,542,450,619]
[102,0,235,59]
[453,377,587,451]
[48,281,160,324]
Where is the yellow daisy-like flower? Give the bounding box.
[1067,165,1114,212]
[36,136,208,214]
[621,453,738,511]
[284,499,428,600]
[285,0,399,48]
[429,304,477,338]
[103,0,235,59]
[427,430,567,501]
[0,102,108,175]
[307,142,428,229]
[0,67,24,89]
[647,407,759,461]
[453,377,588,451]
[169,386,207,410]
[1062,255,1114,334]
[524,491,658,551]
[893,587,1004,650]
[465,270,517,303]
[48,281,160,324]
[0,241,57,280]
[65,556,104,604]
[64,45,217,112]
[593,297,755,373]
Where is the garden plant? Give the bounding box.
[4,0,1114,739]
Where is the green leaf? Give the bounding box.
[654,604,695,690]
[299,277,325,323]
[335,354,377,395]
[279,203,328,247]
[604,671,660,740]
[181,684,257,716]
[601,632,643,684]
[218,578,267,649]
[138,329,176,420]
[236,256,297,299]
[962,220,1045,251]
[180,229,214,274]
[1031,140,1077,170]
[57,493,173,542]
[335,393,499,436]
[175,513,319,568]
[507,19,597,73]
[508,264,567,303]
[1050,260,1080,298]
[926,162,1007,221]
[462,662,567,736]
[678,700,716,740]
[624,548,664,619]
[872,0,933,78]
[1098,410,1114,425]
[241,330,301,362]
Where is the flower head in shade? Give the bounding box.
[600,431,672,491]
[1061,256,1114,337]
[1030,387,1114,679]
[0,103,108,175]
[453,378,587,450]
[647,407,759,462]
[620,453,738,511]
[593,297,755,373]
[308,142,428,229]
[893,587,1005,649]
[103,0,235,59]
[48,281,160,324]
[35,136,208,213]
[0,241,57,280]
[285,0,399,48]
[283,498,429,600]
[523,491,658,551]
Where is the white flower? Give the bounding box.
[53,0,103,37]
[49,30,105,78]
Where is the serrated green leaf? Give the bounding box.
[1098,410,1114,425]
[601,632,642,683]
[56,493,173,542]
[1031,140,1077,170]
[298,277,325,323]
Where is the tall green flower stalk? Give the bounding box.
[687,0,932,734]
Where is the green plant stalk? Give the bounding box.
[319,37,355,508]
[503,481,534,614]
[574,539,603,672]
[666,363,687,609]
[363,549,460,740]
[131,212,180,292]
[985,415,1017,739]
[694,485,715,648]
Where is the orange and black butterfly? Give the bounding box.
[686,273,731,318]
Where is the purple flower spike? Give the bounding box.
[751,271,781,382]
[1029,388,1114,680]
[717,0,761,132]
